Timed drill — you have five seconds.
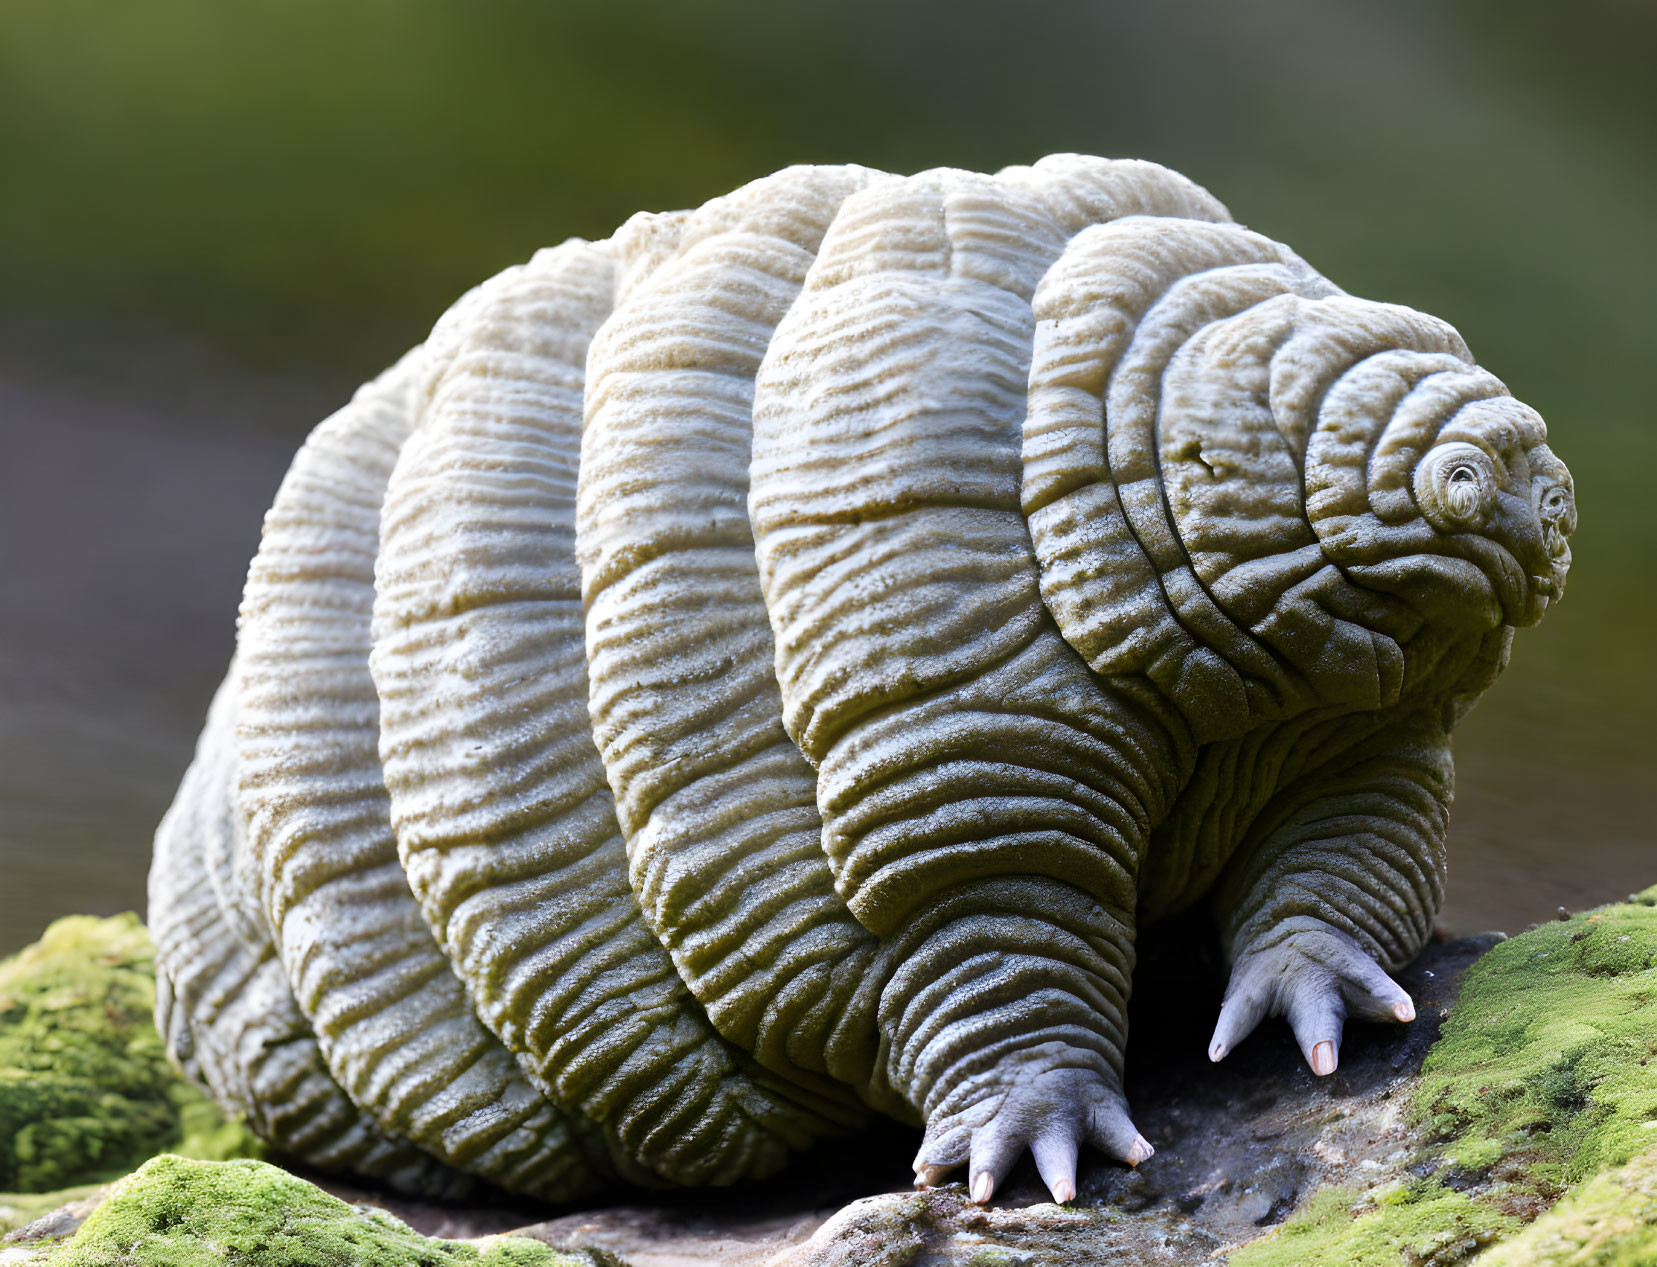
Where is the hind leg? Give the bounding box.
[890,879,1153,1205]
[820,657,1183,1206]
[1209,716,1452,1075]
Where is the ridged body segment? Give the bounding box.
[371,236,854,1186]
[232,356,598,1200]
[751,163,1223,933]
[576,168,893,1105]
[149,672,467,1197]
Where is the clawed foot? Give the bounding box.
[1209,918,1415,1077]
[911,1065,1152,1205]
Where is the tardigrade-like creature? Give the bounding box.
[149,155,1575,1206]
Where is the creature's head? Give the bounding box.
[1405,408,1574,625]
[1305,353,1576,634]
[1020,215,1576,731]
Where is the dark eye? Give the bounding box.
[1450,466,1477,484]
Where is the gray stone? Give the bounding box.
[497,925,1496,1266]
[1,927,1495,1265]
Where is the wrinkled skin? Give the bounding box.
[148,156,1575,1208]
[1201,422,1574,1092]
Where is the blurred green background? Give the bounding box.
[0,0,1651,952]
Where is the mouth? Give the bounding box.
[1519,569,1567,624]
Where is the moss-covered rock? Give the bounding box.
[0,915,261,1199]
[1476,1144,1657,1266]
[1226,1181,1518,1266]
[37,1156,590,1266]
[1415,886,1657,1204]
[1234,888,1657,1265]
[10,901,1657,1264]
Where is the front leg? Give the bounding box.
[1209,713,1453,1075]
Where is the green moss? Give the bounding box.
[1442,1137,1504,1174]
[1235,889,1657,1264]
[1479,1145,1657,1265]
[1413,887,1657,1198]
[0,915,261,1195]
[43,1156,589,1267]
[1230,1183,1518,1266]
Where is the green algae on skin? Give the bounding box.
[43,1156,589,1267]
[0,914,262,1197]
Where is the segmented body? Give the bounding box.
[149,154,1573,1196]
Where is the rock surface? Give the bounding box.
[10,898,1657,1264]
[1234,888,1657,1265]
[507,918,1498,1266]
